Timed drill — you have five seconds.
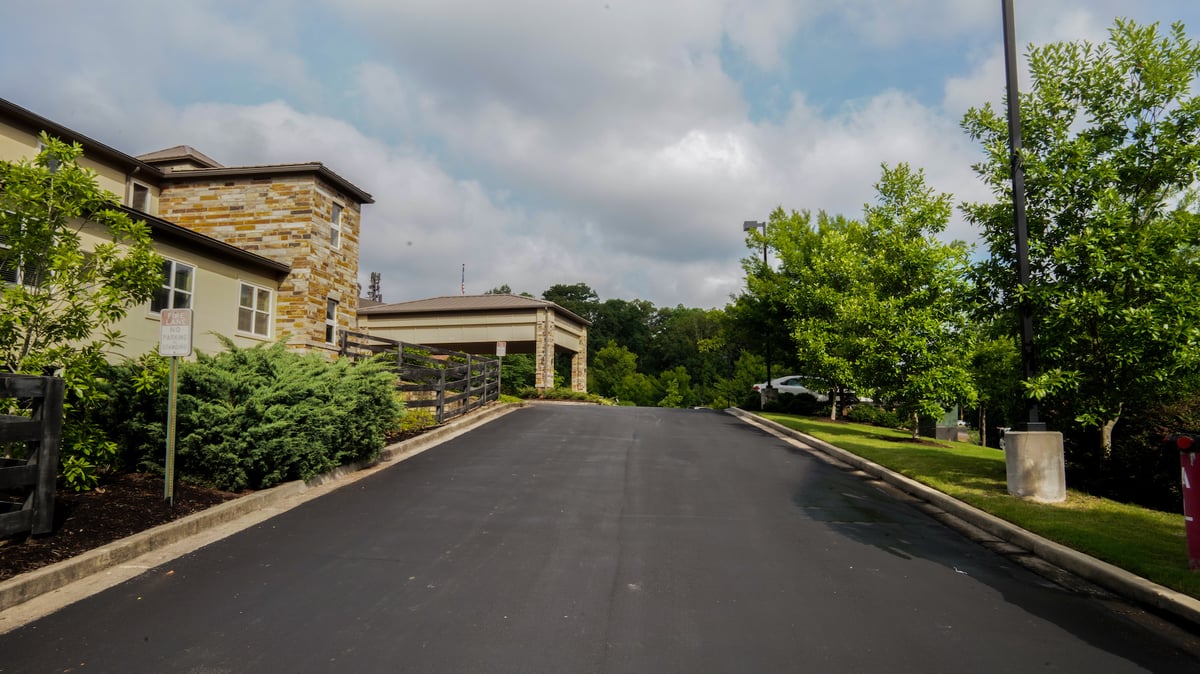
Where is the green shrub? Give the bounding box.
[398,407,438,434]
[846,405,902,429]
[515,385,615,405]
[764,393,821,416]
[845,405,879,425]
[782,392,822,416]
[739,390,762,410]
[104,340,402,491]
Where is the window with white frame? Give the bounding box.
[0,231,22,285]
[0,228,43,288]
[150,259,194,314]
[330,202,342,249]
[129,180,151,212]
[325,298,338,344]
[238,282,272,337]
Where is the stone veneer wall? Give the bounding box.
[155,174,361,353]
[534,308,556,391]
[571,327,588,392]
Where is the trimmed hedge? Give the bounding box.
[102,340,402,491]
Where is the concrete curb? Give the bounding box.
[727,407,1200,628]
[0,402,524,615]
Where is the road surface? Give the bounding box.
[1,404,1197,672]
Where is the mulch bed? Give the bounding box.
[0,473,240,582]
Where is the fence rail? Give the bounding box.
[340,331,501,424]
[0,374,64,537]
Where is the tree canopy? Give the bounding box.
[963,18,1200,449]
[1,133,163,488]
[761,164,976,435]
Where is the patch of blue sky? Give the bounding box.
[722,25,979,124]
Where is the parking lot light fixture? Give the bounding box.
[742,220,772,390]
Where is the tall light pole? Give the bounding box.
[1000,0,1063,503]
[743,220,772,390]
[1001,0,1045,432]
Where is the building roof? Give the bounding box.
[0,97,372,205]
[0,98,160,176]
[137,145,223,169]
[359,294,591,326]
[157,163,374,205]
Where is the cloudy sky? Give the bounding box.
[2,1,1197,309]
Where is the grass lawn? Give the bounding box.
[759,412,1200,600]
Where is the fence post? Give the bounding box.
[31,377,63,535]
[481,357,490,405]
[436,368,446,424]
[467,353,475,411]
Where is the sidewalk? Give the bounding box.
[0,402,524,631]
[727,407,1200,630]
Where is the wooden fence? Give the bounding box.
[340,331,501,424]
[0,374,64,537]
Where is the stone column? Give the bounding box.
[534,309,556,393]
[569,328,587,392]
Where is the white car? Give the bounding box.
[752,375,872,404]
[751,375,829,401]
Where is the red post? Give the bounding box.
[1183,451,1200,570]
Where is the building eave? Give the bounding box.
[359,295,591,326]
[0,98,162,178]
[159,163,374,204]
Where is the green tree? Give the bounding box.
[590,297,655,361]
[500,353,536,393]
[485,284,513,295]
[709,350,765,409]
[962,19,1200,452]
[768,208,867,418]
[968,335,1023,445]
[658,378,684,408]
[590,340,638,398]
[657,366,694,408]
[542,282,599,323]
[857,164,977,437]
[0,133,163,489]
[615,372,658,407]
[763,164,976,435]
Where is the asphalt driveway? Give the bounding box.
[0,404,1196,672]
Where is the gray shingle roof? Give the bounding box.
[137,145,224,168]
[358,294,591,325]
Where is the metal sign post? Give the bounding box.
[159,309,193,506]
[497,341,506,397]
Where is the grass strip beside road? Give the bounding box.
[760,413,1200,599]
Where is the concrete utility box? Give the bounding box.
[934,405,959,441]
[1004,431,1066,502]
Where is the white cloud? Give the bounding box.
[2,0,1197,310]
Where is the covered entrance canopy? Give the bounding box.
[357,294,590,392]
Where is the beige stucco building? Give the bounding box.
[0,97,371,358]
